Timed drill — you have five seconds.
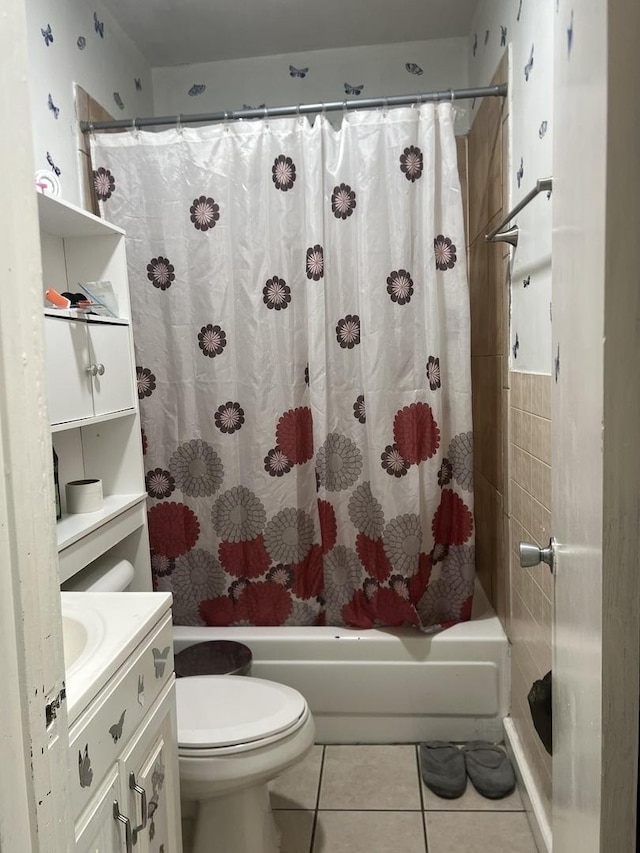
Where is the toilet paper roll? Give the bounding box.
[62,556,135,592]
[65,478,103,513]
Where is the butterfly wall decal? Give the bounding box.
[517,0,523,21]
[484,29,490,45]
[113,92,124,110]
[41,24,53,46]
[344,83,363,96]
[523,276,531,288]
[78,745,93,788]
[472,33,478,56]
[135,78,142,92]
[539,120,548,138]
[567,10,574,56]
[94,12,104,38]
[289,65,308,78]
[524,44,534,81]
[46,151,61,176]
[77,36,86,50]
[513,333,520,360]
[109,710,126,743]
[152,646,171,679]
[188,83,206,96]
[500,25,507,47]
[516,157,524,188]
[47,93,60,119]
[405,63,423,76]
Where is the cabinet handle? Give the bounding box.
[113,801,133,853]
[97,363,106,376]
[86,364,98,376]
[129,772,148,833]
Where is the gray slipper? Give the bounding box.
[462,742,516,799]
[419,741,467,799]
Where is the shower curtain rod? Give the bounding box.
[79,84,507,133]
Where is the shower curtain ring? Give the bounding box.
[450,89,455,102]
[176,114,183,133]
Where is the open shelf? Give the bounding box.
[57,493,146,552]
[37,191,124,238]
[44,308,130,325]
[51,408,137,433]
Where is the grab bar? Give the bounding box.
[485,177,553,247]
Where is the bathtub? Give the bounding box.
[173,582,510,744]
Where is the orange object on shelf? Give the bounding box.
[45,288,71,308]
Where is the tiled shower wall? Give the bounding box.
[466,54,553,827]
[466,56,509,625]
[509,372,552,820]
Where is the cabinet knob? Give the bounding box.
[113,801,133,853]
[97,363,105,376]
[86,364,98,376]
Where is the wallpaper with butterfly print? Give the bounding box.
[92,104,474,633]
[468,0,554,374]
[152,37,470,133]
[25,0,153,208]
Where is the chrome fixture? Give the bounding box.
[486,177,553,247]
[519,537,556,573]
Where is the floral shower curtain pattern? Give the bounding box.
[92,103,474,632]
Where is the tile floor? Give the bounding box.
[269,744,539,853]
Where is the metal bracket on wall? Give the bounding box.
[485,177,553,247]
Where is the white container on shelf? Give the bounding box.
[66,478,103,513]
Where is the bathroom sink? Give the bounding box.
[60,591,172,724]
[62,615,88,670]
[60,597,106,681]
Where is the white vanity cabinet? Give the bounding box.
[66,596,182,853]
[37,191,151,591]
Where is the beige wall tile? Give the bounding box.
[472,356,503,490]
[469,222,505,358]
[539,417,551,465]
[511,372,523,411]
[456,136,469,246]
[531,373,545,417]
[522,373,533,414]
[468,104,490,244]
[474,469,503,606]
[486,99,503,226]
[520,412,533,454]
[540,375,551,419]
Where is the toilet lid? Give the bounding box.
[176,675,308,749]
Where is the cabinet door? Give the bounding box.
[119,686,182,853]
[75,768,126,853]
[44,318,93,424]
[89,325,136,417]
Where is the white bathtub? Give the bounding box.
[173,582,510,744]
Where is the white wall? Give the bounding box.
[152,38,470,134]
[469,0,554,374]
[25,0,154,207]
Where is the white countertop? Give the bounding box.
[61,591,172,723]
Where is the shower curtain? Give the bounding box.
[92,103,474,632]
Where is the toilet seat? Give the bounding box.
[176,675,308,753]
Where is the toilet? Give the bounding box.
[176,674,315,853]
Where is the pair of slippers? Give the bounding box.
[419,741,516,800]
